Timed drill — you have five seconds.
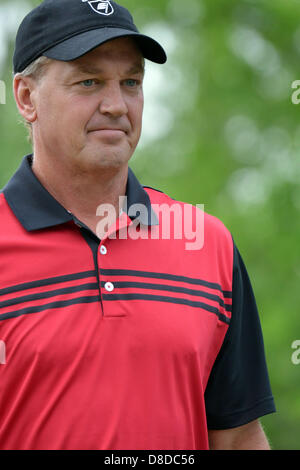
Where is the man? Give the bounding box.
[0,0,275,450]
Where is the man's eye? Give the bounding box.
[81,79,96,87]
[125,79,138,87]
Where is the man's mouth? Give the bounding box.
[88,128,127,140]
[88,127,127,134]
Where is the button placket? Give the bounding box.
[98,225,129,317]
[98,241,116,316]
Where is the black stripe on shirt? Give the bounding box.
[0,282,98,310]
[100,269,232,298]
[0,295,100,322]
[103,292,230,325]
[0,271,96,297]
[101,280,232,312]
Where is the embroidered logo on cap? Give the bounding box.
[82,0,114,16]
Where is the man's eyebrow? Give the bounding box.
[73,62,145,76]
[74,64,104,75]
[125,63,145,75]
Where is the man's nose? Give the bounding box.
[99,82,128,117]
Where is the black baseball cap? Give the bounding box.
[13,0,167,74]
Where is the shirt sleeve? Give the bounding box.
[204,240,276,430]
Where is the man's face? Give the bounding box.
[30,37,145,173]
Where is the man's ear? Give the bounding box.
[13,75,38,123]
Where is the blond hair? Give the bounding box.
[14,56,52,143]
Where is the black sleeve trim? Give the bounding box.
[204,239,276,429]
[206,396,276,430]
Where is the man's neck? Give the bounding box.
[31,154,129,237]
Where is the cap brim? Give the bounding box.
[43,28,167,64]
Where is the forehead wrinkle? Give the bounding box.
[68,38,145,76]
[75,63,105,75]
[69,60,145,77]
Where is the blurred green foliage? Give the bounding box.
[0,0,299,449]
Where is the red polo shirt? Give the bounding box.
[0,155,275,450]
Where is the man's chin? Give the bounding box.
[77,151,132,173]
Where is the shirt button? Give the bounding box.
[104,282,114,292]
[100,245,107,255]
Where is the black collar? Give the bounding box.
[3,155,158,231]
